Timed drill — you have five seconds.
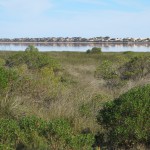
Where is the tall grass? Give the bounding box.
[0,50,149,149]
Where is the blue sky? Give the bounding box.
[0,0,150,38]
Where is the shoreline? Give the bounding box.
[0,41,150,44]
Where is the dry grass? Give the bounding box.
[0,51,150,134]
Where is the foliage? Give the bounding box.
[0,97,22,119]
[95,60,125,88]
[25,45,38,52]
[95,55,150,89]
[79,103,92,117]
[0,118,27,149]
[70,134,94,150]
[123,51,134,54]
[79,94,110,118]
[95,60,117,80]
[6,45,60,71]
[19,116,49,149]
[0,67,18,94]
[0,116,94,150]
[86,47,101,54]
[0,51,150,149]
[0,58,5,66]
[97,84,150,149]
[119,56,150,80]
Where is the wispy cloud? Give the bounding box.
[112,0,150,11]
[72,0,108,5]
[0,0,150,38]
[0,0,52,17]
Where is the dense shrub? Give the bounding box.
[95,55,150,89]
[120,56,150,80]
[6,45,60,72]
[95,60,117,80]
[97,84,150,149]
[95,60,125,88]
[123,51,134,54]
[19,116,49,149]
[70,134,94,150]
[86,47,101,54]
[0,58,5,66]
[0,118,27,149]
[25,45,38,52]
[0,67,18,94]
[0,116,94,150]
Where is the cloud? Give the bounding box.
[0,0,52,17]
[112,0,150,11]
[72,0,108,5]
[0,0,150,38]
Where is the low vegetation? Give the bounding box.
[0,46,149,149]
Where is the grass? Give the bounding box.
[0,50,149,149]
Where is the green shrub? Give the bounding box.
[119,56,150,80]
[95,60,125,89]
[97,84,150,149]
[95,60,117,80]
[5,52,24,67]
[0,67,20,119]
[0,58,5,66]
[123,51,134,54]
[19,117,72,149]
[19,116,49,149]
[19,116,48,135]
[6,45,61,72]
[86,47,101,54]
[79,103,92,117]
[91,47,101,53]
[0,116,49,150]
[70,134,94,150]
[0,118,27,149]
[49,118,72,138]
[0,116,95,150]
[25,45,38,52]
[0,67,18,94]
[86,49,91,54]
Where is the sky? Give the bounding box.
[0,0,150,38]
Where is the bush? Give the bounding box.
[25,45,38,52]
[19,116,49,149]
[0,116,94,150]
[0,118,27,149]
[6,45,61,72]
[97,84,150,149]
[119,56,150,80]
[86,47,101,54]
[95,60,125,89]
[123,51,134,54]
[95,60,117,80]
[48,118,94,150]
[70,134,94,150]
[0,58,5,66]
[0,67,18,94]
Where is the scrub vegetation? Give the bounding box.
[0,45,149,150]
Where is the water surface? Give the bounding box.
[0,43,150,52]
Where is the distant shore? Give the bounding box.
[0,37,150,44]
[0,41,150,44]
